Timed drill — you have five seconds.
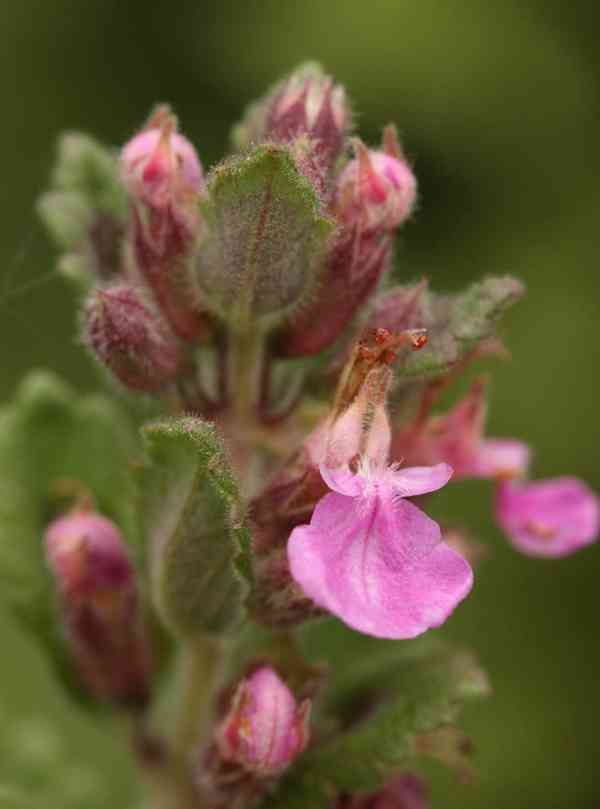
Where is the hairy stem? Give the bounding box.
[142,636,226,809]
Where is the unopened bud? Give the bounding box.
[367,280,428,334]
[217,666,310,777]
[338,773,430,809]
[121,107,203,209]
[84,283,180,392]
[267,63,350,168]
[121,108,210,341]
[45,511,151,707]
[337,130,417,233]
[277,227,392,357]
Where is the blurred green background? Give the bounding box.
[0,1,599,807]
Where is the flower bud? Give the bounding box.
[277,227,392,357]
[121,107,203,209]
[337,773,430,809]
[277,129,416,358]
[45,511,151,707]
[495,477,600,557]
[121,108,209,341]
[336,129,417,233]
[217,666,310,777]
[84,283,181,392]
[266,63,350,168]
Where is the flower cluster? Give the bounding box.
[25,61,600,808]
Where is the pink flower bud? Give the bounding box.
[85,283,181,392]
[495,477,600,557]
[267,64,350,168]
[121,108,203,210]
[45,511,151,707]
[337,773,430,809]
[336,132,417,233]
[217,667,310,777]
[121,109,209,342]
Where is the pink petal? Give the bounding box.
[391,462,453,497]
[288,491,472,639]
[496,477,600,558]
[319,464,364,496]
[474,439,530,479]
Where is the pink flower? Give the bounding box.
[217,666,310,777]
[288,460,473,639]
[392,381,530,481]
[495,477,600,558]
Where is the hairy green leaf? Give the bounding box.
[0,371,139,695]
[197,145,335,330]
[142,417,252,638]
[37,132,127,289]
[263,625,489,809]
[399,275,524,378]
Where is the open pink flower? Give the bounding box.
[496,477,600,558]
[288,460,472,639]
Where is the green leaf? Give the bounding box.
[399,275,524,379]
[197,145,335,331]
[141,417,252,638]
[263,626,489,809]
[0,371,140,689]
[37,132,127,290]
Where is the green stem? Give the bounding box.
[142,636,226,809]
[229,326,265,426]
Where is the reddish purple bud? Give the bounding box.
[85,283,181,391]
[495,477,600,557]
[217,666,310,777]
[338,773,430,809]
[336,133,417,234]
[121,107,203,210]
[278,230,392,357]
[277,130,417,357]
[367,280,428,335]
[45,511,151,707]
[267,63,350,169]
[121,108,209,341]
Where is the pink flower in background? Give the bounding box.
[288,460,472,639]
[495,477,600,558]
[217,666,311,777]
[391,381,530,482]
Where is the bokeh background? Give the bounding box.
[0,1,599,807]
